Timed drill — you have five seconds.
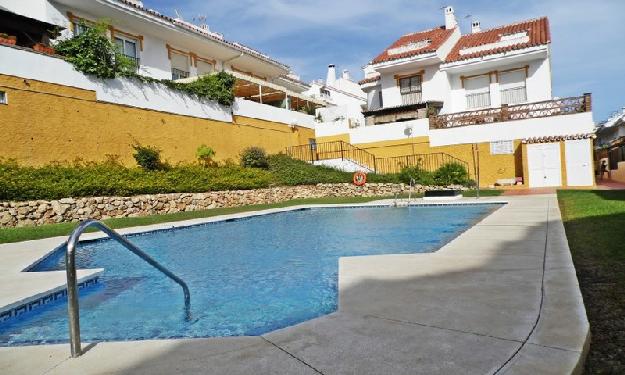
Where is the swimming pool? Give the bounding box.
[0,204,499,345]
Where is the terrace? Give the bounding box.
[430,94,592,129]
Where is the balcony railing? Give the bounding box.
[501,86,527,105]
[401,92,422,106]
[430,94,592,129]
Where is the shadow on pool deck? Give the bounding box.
[0,196,590,375]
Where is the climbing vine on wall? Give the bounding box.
[54,20,236,105]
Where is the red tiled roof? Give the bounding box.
[371,27,455,65]
[358,75,380,85]
[522,133,595,144]
[445,17,550,63]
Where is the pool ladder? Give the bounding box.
[64,219,191,358]
[393,178,416,207]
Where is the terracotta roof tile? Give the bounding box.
[371,27,455,65]
[358,75,381,85]
[522,133,595,144]
[446,17,550,63]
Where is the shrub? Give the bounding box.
[132,145,163,171]
[54,21,134,79]
[240,147,269,169]
[185,72,236,106]
[433,162,470,186]
[399,166,435,186]
[196,145,216,167]
[267,154,350,185]
[0,161,274,201]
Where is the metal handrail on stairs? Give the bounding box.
[65,219,191,358]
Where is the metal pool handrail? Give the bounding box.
[65,219,191,358]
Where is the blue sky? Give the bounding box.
[144,0,624,121]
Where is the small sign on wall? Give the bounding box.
[490,140,514,155]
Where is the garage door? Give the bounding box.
[565,139,594,186]
[527,143,562,187]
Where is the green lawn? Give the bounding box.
[558,190,625,374]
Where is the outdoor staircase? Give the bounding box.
[285,140,470,175]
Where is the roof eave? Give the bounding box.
[441,44,550,70]
[96,0,290,72]
[371,52,439,70]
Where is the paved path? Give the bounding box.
[0,195,589,374]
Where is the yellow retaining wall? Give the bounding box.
[0,75,314,166]
[347,136,523,187]
[315,134,351,143]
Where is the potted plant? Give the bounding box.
[0,33,17,45]
[33,43,55,55]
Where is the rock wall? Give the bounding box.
[0,183,418,228]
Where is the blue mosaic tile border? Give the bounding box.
[0,277,99,323]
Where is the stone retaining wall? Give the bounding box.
[0,183,428,228]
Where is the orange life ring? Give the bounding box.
[353,171,367,186]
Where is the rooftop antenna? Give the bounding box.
[174,9,182,20]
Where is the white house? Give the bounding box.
[0,0,324,112]
[305,64,367,127]
[309,7,596,188]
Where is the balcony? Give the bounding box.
[429,94,592,129]
[363,101,443,126]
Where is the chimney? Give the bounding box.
[326,64,337,87]
[444,6,457,29]
[471,20,481,33]
[342,69,351,81]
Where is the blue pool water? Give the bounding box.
[0,205,498,345]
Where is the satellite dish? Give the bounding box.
[404,125,413,136]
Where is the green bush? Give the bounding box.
[398,166,435,186]
[0,161,274,201]
[196,145,216,167]
[240,147,269,169]
[433,162,470,186]
[268,154,351,185]
[54,21,134,79]
[132,145,164,171]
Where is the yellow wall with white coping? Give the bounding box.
[0,74,314,166]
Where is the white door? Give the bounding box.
[527,143,562,187]
[565,139,594,186]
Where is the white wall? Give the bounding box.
[315,119,351,138]
[232,98,316,129]
[0,45,95,90]
[429,112,595,147]
[0,45,231,122]
[379,63,448,108]
[96,78,232,122]
[350,119,429,144]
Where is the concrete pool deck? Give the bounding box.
[0,194,589,374]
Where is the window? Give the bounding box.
[378,90,383,109]
[170,51,190,80]
[73,22,90,36]
[320,88,331,98]
[490,140,514,155]
[196,60,213,76]
[0,91,6,104]
[465,75,491,109]
[114,36,139,71]
[399,75,422,105]
[500,69,527,105]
